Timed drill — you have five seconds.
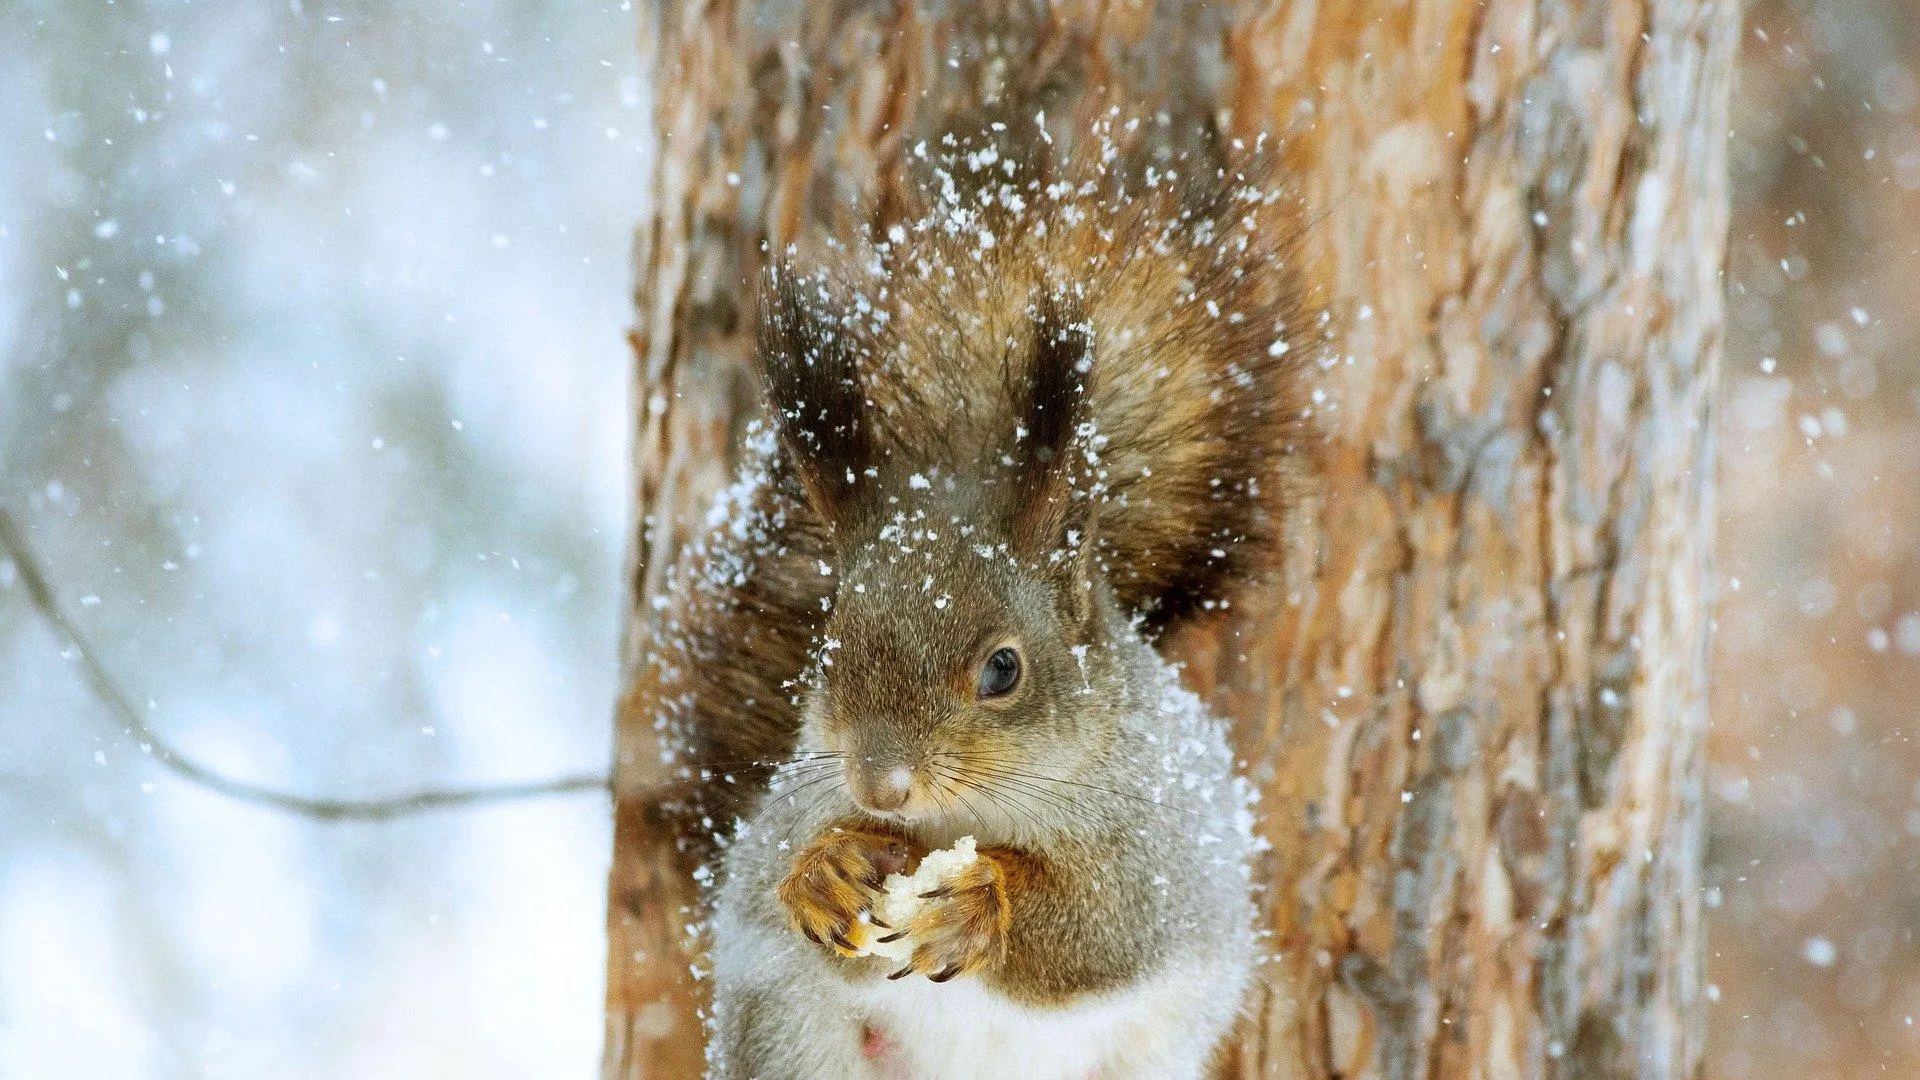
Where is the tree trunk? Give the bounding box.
[602,1,1736,1077]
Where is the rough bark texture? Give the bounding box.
[603,1,1736,1078]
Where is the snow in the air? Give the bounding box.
[0,0,1916,1077]
[0,3,644,1075]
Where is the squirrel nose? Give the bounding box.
[853,764,915,813]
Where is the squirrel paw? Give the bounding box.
[886,852,1012,983]
[778,825,912,955]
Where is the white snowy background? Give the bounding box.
[0,1,642,1076]
[2,0,1920,1078]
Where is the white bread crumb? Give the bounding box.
[849,836,978,962]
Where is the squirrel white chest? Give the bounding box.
[846,966,1199,1080]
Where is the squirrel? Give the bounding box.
[674,128,1309,1080]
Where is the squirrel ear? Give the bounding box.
[760,267,873,530]
[1006,297,1093,565]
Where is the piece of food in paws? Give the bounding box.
[844,836,978,962]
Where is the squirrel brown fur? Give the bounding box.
[649,128,1310,1080]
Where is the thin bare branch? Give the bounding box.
[0,507,611,821]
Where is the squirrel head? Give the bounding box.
[762,268,1121,826]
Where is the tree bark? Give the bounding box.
[602,1,1736,1078]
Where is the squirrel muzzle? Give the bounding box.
[847,757,918,816]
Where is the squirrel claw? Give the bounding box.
[875,930,908,944]
[892,851,1012,983]
[887,965,914,981]
[777,823,914,957]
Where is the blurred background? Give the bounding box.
[1712,0,1920,1077]
[0,1,643,1075]
[0,0,1914,1077]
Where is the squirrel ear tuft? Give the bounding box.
[1006,296,1093,561]
[760,267,872,529]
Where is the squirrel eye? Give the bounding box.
[976,647,1022,699]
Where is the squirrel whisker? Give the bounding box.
[929,753,1067,826]
[931,755,1061,832]
[932,773,993,837]
[953,755,1203,819]
[923,775,955,816]
[698,761,844,775]
[696,752,845,772]
[768,767,846,811]
[937,764,1089,830]
[937,768,1052,838]
[690,761,842,794]
[955,768,1152,835]
[968,777,1089,829]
